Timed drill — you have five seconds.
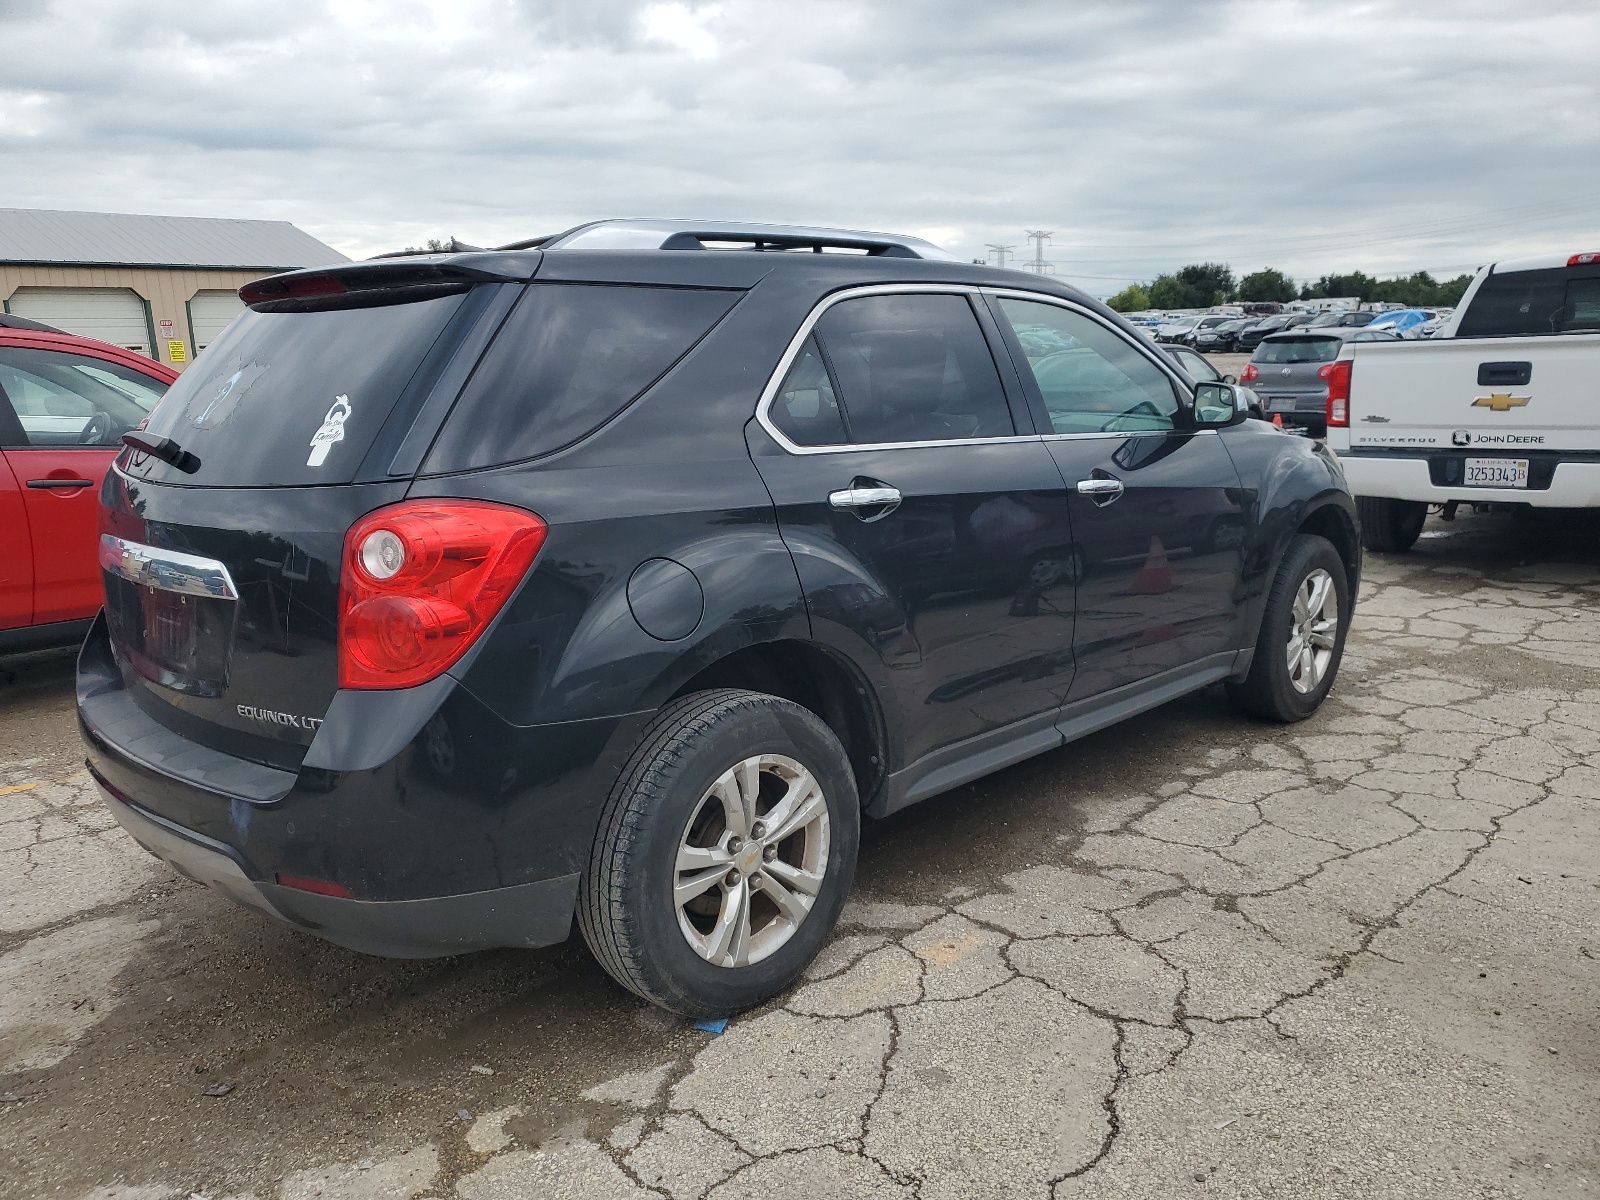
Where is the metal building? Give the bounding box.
[0,208,347,371]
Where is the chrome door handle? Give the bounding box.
[1076,477,1124,506]
[828,482,902,521]
[829,485,900,508]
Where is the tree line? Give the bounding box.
[1104,264,1476,313]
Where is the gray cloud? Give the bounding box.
[1,0,1596,293]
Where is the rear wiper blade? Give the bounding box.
[122,431,201,474]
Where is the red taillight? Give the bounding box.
[1569,251,1600,266]
[1324,359,1352,427]
[1240,363,1259,383]
[339,500,548,689]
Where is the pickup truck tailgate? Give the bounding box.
[1346,335,1600,453]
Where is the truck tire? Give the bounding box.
[1227,534,1351,723]
[579,689,860,1017]
[1357,497,1426,553]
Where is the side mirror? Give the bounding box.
[1193,381,1252,427]
[1222,373,1237,384]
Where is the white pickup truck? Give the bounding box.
[1326,249,1600,550]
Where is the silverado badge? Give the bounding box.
[1472,392,1530,412]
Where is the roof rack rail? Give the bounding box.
[535,219,954,261]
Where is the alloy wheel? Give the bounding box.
[673,754,831,968]
[1286,567,1339,694]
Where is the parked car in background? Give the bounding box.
[1236,314,1292,352]
[1364,309,1430,337]
[1239,328,1376,434]
[1192,318,1252,353]
[1176,315,1237,347]
[1309,310,1377,329]
[1414,309,1453,338]
[78,218,1360,1017]
[1155,316,1202,344]
[1329,249,1600,551]
[1,323,175,652]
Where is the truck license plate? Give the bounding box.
[1464,458,1529,488]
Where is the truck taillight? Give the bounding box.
[1569,251,1600,266]
[1240,363,1259,383]
[1322,359,1352,427]
[339,500,547,690]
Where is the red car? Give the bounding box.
[1,315,177,652]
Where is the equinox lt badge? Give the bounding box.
[237,704,323,731]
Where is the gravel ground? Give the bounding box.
[2,507,1597,1199]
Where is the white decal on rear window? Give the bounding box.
[307,394,352,466]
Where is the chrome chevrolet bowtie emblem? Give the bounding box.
[1472,392,1530,412]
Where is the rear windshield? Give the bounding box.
[126,291,469,486]
[1457,266,1600,337]
[423,283,739,472]
[1253,336,1341,364]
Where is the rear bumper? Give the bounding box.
[1336,454,1600,508]
[77,611,647,958]
[92,772,577,957]
[1252,393,1326,427]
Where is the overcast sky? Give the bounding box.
[2,0,1597,294]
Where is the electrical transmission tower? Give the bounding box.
[986,243,1017,269]
[1023,230,1055,275]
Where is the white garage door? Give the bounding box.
[188,289,246,353]
[5,287,152,357]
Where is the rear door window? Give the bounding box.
[769,335,848,446]
[126,291,471,486]
[0,347,167,447]
[809,293,1013,445]
[1253,337,1341,364]
[424,283,740,472]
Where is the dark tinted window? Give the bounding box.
[0,348,166,447]
[426,283,738,471]
[128,291,468,486]
[1253,336,1341,364]
[769,335,847,446]
[813,294,1012,444]
[998,297,1179,434]
[1456,267,1600,337]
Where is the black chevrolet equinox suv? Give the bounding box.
[79,219,1360,1016]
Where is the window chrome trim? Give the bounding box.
[753,283,1047,456]
[98,534,239,601]
[1039,429,1219,442]
[753,283,1201,456]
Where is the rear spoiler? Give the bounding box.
[240,253,542,312]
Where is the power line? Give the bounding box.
[1035,193,1600,262]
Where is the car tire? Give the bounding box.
[1226,534,1350,723]
[1356,496,1426,553]
[578,688,860,1017]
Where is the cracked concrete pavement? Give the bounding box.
[2,508,1597,1198]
